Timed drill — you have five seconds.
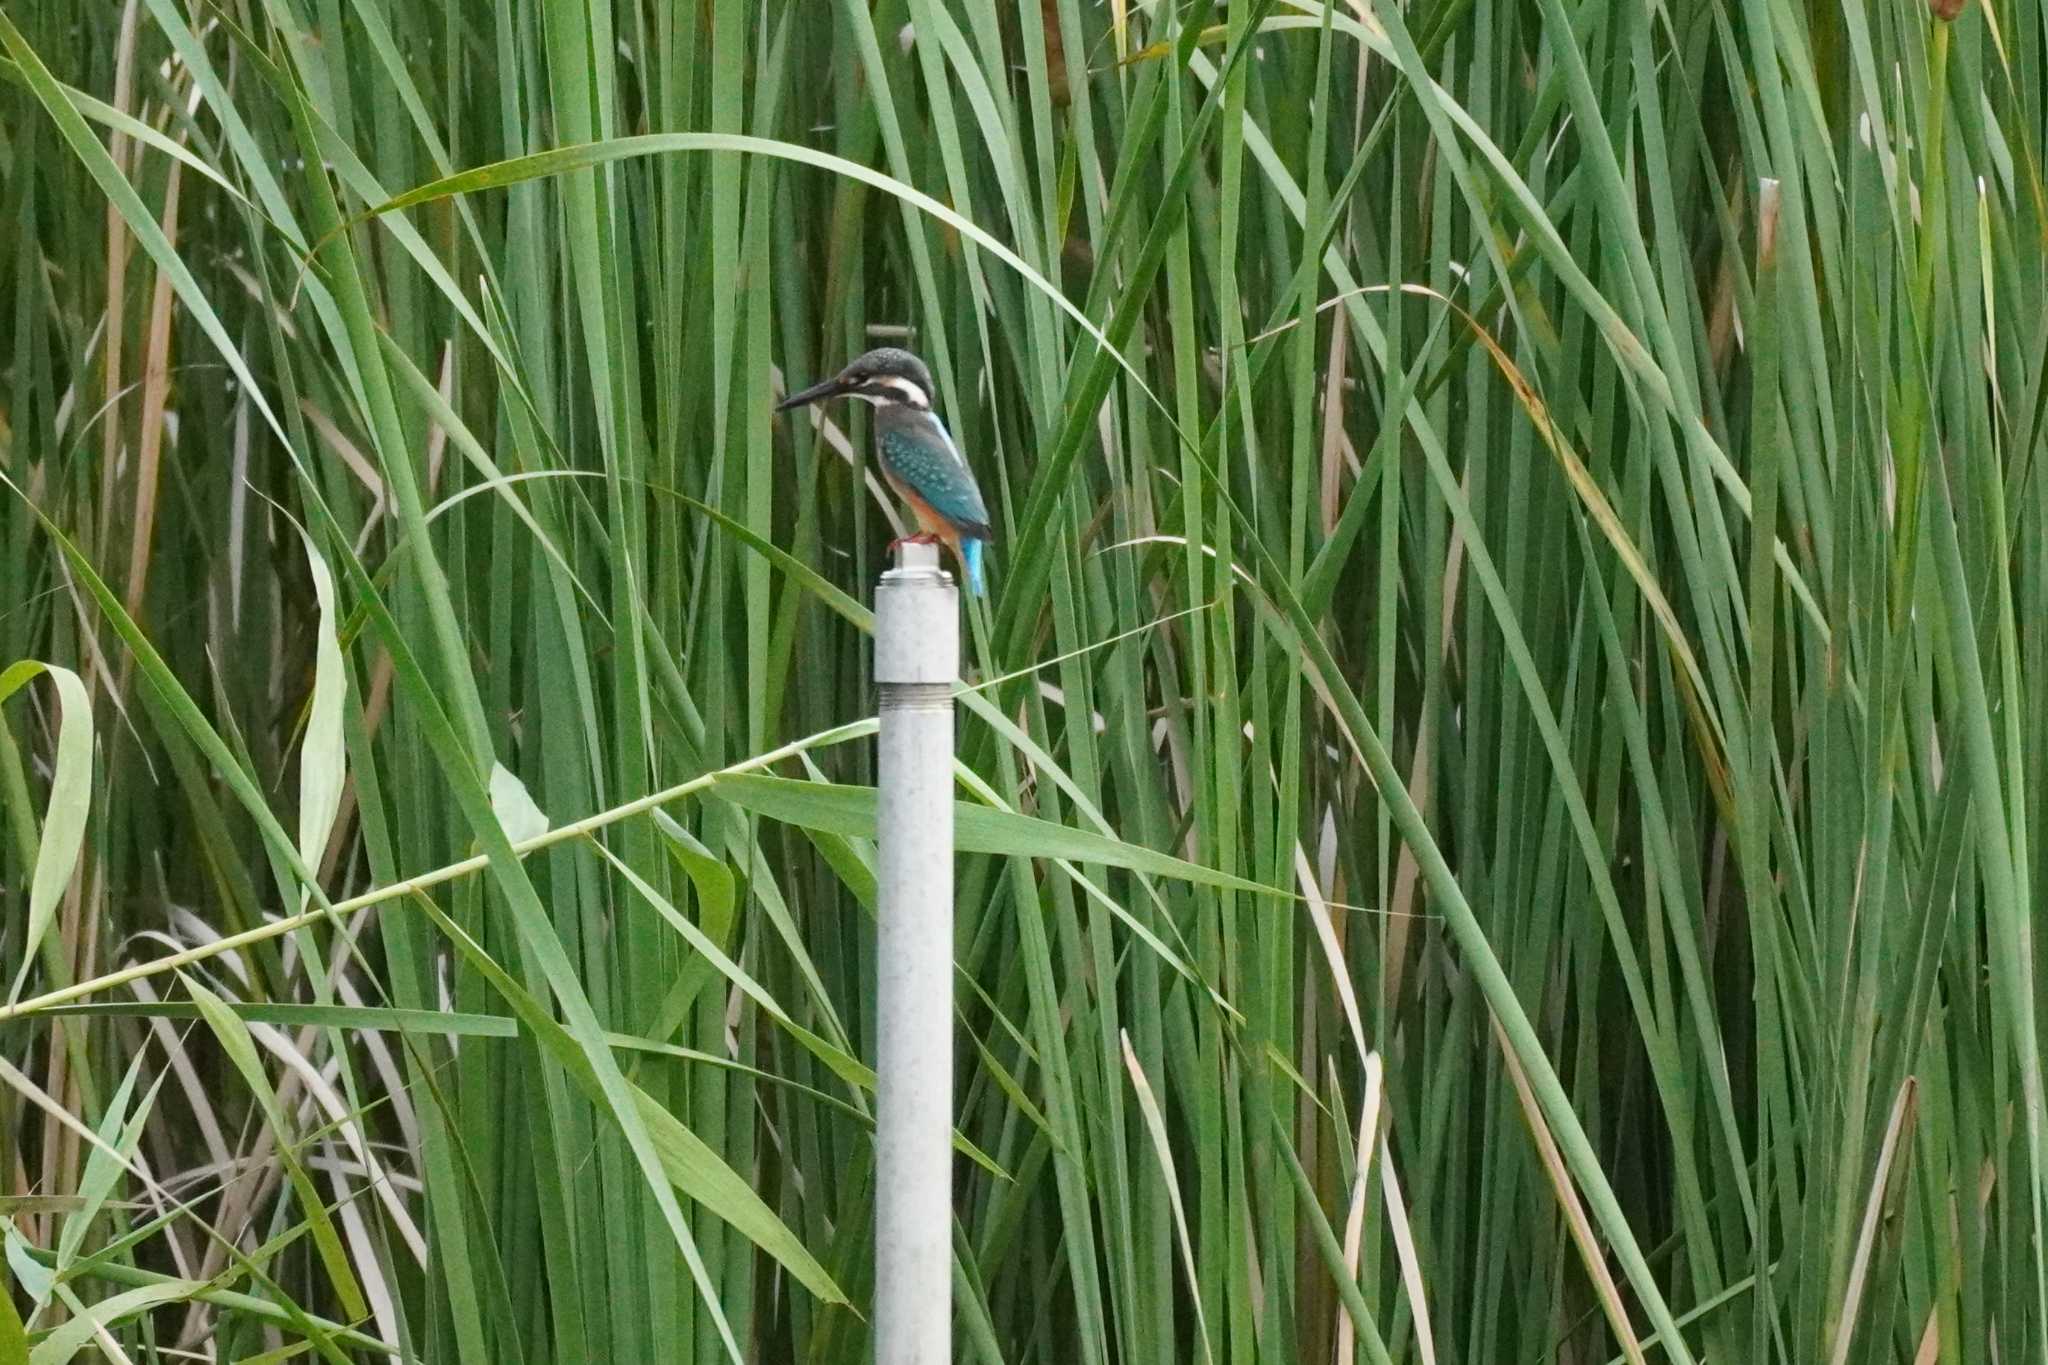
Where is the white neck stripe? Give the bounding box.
[871,374,930,408]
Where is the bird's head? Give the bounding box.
[776,347,935,414]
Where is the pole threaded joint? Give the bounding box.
[880,681,954,713]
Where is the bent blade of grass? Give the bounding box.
[293,532,348,884]
[0,717,876,1023]
[0,661,92,1006]
[341,131,1176,429]
[712,772,1277,896]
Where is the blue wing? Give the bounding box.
[879,415,993,538]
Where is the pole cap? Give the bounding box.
[875,543,959,684]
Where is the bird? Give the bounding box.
[777,347,993,595]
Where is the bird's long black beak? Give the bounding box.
[776,375,851,413]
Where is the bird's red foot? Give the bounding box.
[886,532,941,552]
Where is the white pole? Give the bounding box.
[873,540,957,1364]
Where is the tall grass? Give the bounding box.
[2,0,2043,1360]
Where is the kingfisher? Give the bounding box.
[777,347,992,595]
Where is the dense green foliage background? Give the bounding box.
[3,0,2045,1360]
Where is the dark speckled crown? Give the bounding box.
[842,347,934,401]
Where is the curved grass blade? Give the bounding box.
[1,661,93,1006]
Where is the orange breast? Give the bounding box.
[886,471,958,544]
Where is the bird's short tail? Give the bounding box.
[961,538,988,596]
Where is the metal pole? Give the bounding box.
[873,540,957,1364]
